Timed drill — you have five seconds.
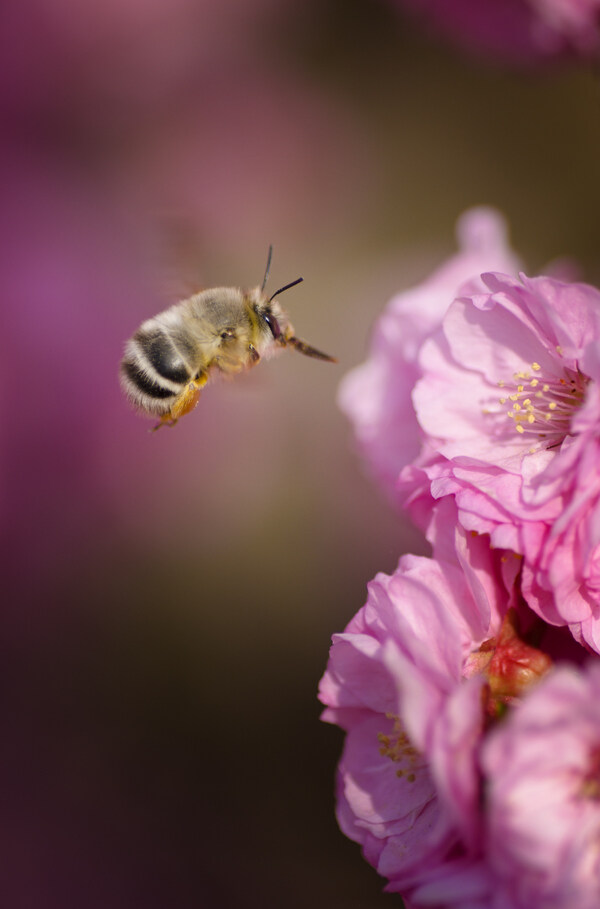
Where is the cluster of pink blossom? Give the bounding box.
[321,208,600,907]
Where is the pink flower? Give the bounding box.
[320,532,595,905]
[482,662,600,909]
[391,0,600,63]
[319,535,518,899]
[338,208,521,503]
[319,516,600,909]
[412,272,600,650]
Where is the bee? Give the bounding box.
[120,247,337,430]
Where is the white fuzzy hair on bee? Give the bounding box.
[120,246,336,430]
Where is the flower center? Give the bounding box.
[497,360,589,449]
[377,714,420,781]
[466,610,552,721]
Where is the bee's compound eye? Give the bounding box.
[262,311,281,340]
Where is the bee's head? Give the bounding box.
[251,264,304,347]
[254,245,301,342]
[251,292,290,351]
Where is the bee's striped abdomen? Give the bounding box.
[141,330,191,384]
[121,358,177,399]
[120,322,196,415]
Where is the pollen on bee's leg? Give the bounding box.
[170,382,202,421]
[150,379,204,432]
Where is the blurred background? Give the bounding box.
[2,0,600,906]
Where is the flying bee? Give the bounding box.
[120,246,337,430]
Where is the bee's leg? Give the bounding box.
[150,414,178,432]
[150,374,208,431]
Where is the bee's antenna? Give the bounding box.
[287,336,337,362]
[269,276,303,302]
[261,245,273,292]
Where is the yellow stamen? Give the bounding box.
[494,361,588,448]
